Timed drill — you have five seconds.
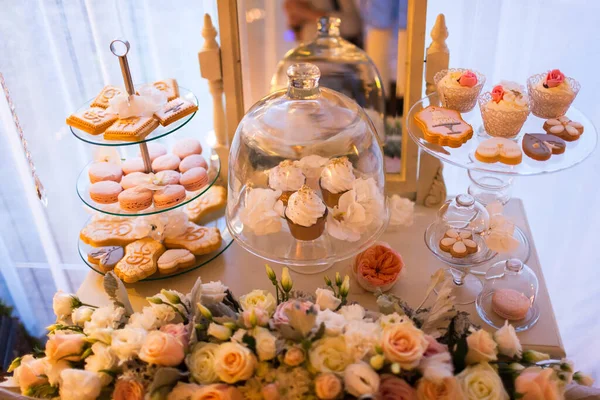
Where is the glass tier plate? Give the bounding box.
[77,153,220,217]
[407,94,597,176]
[70,86,198,146]
[78,210,232,282]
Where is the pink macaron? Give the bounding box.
[118,187,153,211]
[153,184,187,208]
[120,172,150,190]
[89,181,122,204]
[152,154,181,172]
[491,288,531,320]
[180,167,208,191]
[122,157,147,175]
[172,138,203,160]
[179,154,208,173]
[155,170,181,185]
[138,142,167,161]
[88,162,123,184]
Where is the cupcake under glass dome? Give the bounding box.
[227,63,387,272]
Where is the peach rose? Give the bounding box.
[465,329,498,364]
[192,383,243,400]
[283,346,305,367]
[491,85,505,103]
[314,373,342,400]
[381,321,428,370]
[458,71,478,87]
[160,323,189,348]
[113,378,144,400]
[416,377,463,400]
[423,335,448,357]
[45,333,87,362]
[515,367,562,400]
[213,342,257,383]
[355,243,403,288]
[544,69,565,88]
[13,355,48,394]
[168,382,202,400]
[261,383,280,400]
[379,374,417,400]
[139,331,185,366]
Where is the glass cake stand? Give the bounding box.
[77,153,220,216]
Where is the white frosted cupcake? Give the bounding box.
[478,81,530,139]
[268,160,305,205]
[527,69,580,118]
[319,157,355,207]
[294,155,329,190]
[285,185,328,241]
[434,68,485,112]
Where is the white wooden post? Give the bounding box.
[199,14,228,181]
[425,14,449,95]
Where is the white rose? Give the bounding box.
[344,320,381,361]
[239,290,276,315]
[53,291,77,318]
[339,304,365,321]
[253,327,277,361]
[457,363,509,400]
[111,327,147,364]
[316,309,346,336]
[186,342,220,384]
[466,329,498,364]
[71,306,95,327]
[344,362,380,397]
[388,195,415,227]
[494,321,522,359]
[201,281,228,305]
[419,352,454,381]
[309,336,353,374]
[127,307,158,331]
[149,303,180,327]
[207,322,232,341]
[84,305,125,343]
[59,369,102,400]
[84,342,118,386]
[315,288,341,311]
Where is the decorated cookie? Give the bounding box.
[522,134,566,161]
[154,98,198,126]
[87,246,124,271]
[80,219,149,247]
[475,138,522,165]
[184,186,227,223]
[542,116,583,141]
[151,78,179,101]
[91,85,123,109]
[414,106,473,148]
[104,116,159,142]
[491,288,530,320]
[115,238,166,283]
[164,223,222,256]
[66,107,118,135]
[157,249,196,275]
[439,229,478,258]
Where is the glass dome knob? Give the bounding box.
[505,258,523,273]
[456,194,475,207]
[287,63,321,99]
[317,16,341,37]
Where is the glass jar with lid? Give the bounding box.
[271,17,386,139]
[227,63,387,273]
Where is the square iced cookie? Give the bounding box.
[66,107,118,135]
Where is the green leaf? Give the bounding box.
[24,383,59,399]
[242,333,257,353]
[146,367,186,399]
[7,357,21,372]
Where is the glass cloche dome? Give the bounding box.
[227,63,387,273]
[271,17,386,139]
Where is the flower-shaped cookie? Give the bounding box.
[543,116,583,141]
[439,229,478,258]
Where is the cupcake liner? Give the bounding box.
[478,92,529,139]
[434,68,486,113]
[527,73,580,118]
[285,209,328,241]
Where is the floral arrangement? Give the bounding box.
[3,268,594,400]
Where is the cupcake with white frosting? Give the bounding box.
[285,185,328,241]
[434,68,485,112]
[478,81,530,138]
[268,160,306,205]
[319,157,356,207]
[294,155,329,190]
[527,69,580,118]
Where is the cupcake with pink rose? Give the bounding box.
[434,68,486,112]
[478,81,530,139]
[527,69,580,118]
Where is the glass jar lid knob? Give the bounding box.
[317,16,341,37]
[505,258,523,273]
[456,194,475,207]
[286,63,321,99]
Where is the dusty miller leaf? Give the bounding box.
[146,367,186,399]
[103,272,133,316]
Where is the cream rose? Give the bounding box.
[13,355,48,394]
[45,332,87,362]
[344,320,381,361]
[84,342,118,386]
[314,373,342,400]
[59,369,102,400]
[465,329,498,364]
[71,306,95,327]
[213,342,257,383]
[283,346,305,367]
[457,363,509,400]
[239,290,276,315]
[113,378,145,400]
[315,288,341,310]
[381,321,428,370]
[160,323,188,348]
[192,383,243,400]
[44,359,70,386]
[253,327,277,361]
[494,321,522,358]
[53,291,77,318]
[344,362,380,397]
[139,331,185,366]
[309,336,353,374]
[111,327,147,363]
[515,367,562,400]
[168,382,201,400]
[186,342,220,384]
[416,377,463,400]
